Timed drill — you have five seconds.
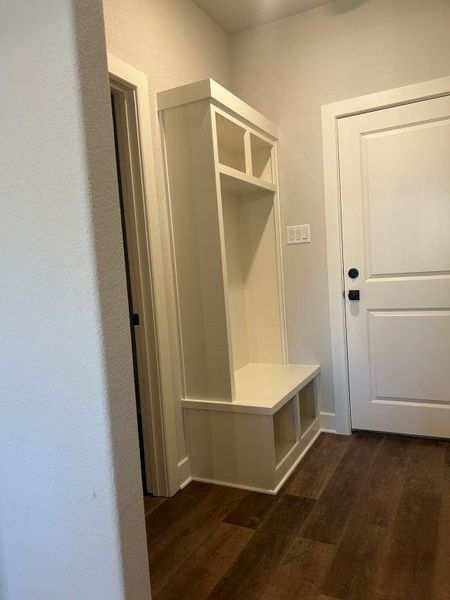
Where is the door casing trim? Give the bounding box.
[321,75,450,435]
[108,54,182,495]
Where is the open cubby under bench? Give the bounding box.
[182,364,321,494]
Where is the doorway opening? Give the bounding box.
[110,75,165,496]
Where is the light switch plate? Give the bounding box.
[286,226,296,244]
[287,224,311,244]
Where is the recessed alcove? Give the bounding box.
[216,113,246,172]
[221,189,283,372]
[251,133,273,182]
[274,397,298,467]
[299,381,316,436]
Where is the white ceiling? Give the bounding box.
[193,0,332,34]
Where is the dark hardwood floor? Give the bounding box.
[144,432,450,600]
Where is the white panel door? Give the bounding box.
[338,95,450,437]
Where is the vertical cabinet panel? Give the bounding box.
[162,101,232,402]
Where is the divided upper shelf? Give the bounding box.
[157,78,277,138]
[158,78,278,193]
[219,165,276,195]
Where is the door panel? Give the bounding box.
[362,119,450,277]
[338,95,450,437]
[368,310,450,403]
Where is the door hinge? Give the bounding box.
[132,313,140,326]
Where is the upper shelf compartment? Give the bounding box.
[251,134,274,183]
[214,109,276,187]
[216,113,246,173]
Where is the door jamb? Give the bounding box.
[321,75,450,435]
[108,54,181,496]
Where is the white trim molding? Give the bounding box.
[321,75,450,435]
[108,54,183,496]
[177,455,191,488]
[320,412,336,433]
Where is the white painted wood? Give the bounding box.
[322,76,450,436]
[299,380,317,437]
[275,415,320,485]
[108,54,181,496]
[191,476,278,495]
[274,398,299,466]
[182,364,320,415]
[110,82,159,493]
[160,78,320,492]
[219,164,277,194]
[368,311,450,402]
[185,408,275,490]
[157,78,278,139]
[185,391,320,493]
[161,100,233,402]
[179,475,193,490]
[345,106,450,279]
[339,97,450,437]
[177,456,191,489]
[216,112,247,172]
[222,192,283,369]
[338,94,450,437]
[188,420,321,494]
[320,412,336,432]
[272,427,321,493]
[250,134,274,183]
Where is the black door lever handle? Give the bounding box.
[348,290,360,301]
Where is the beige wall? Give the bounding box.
[102,0,450,428]
[1,1,150,597]
[230,0,450,415]
[102,0,231,470]
[103,0,230,90]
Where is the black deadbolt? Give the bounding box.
[348,268,359,279]
[348,290,360,301]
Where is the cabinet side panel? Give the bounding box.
[162,102,232,401]
[185,409,275,490]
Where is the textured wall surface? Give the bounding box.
[103,0,231,468]
[231,0,450,415]
[0,1,150,598]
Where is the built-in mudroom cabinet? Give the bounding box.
[158,79,321,494]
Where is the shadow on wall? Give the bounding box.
[326,0,369,14]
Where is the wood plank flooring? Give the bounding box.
[144,432,449,600]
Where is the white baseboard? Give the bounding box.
[179,475,192,490]
[320,411,336,432]
[191,476,278,495]
[177,455,191,489]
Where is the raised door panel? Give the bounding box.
[368,310,450,404]
[362,119,450,278]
